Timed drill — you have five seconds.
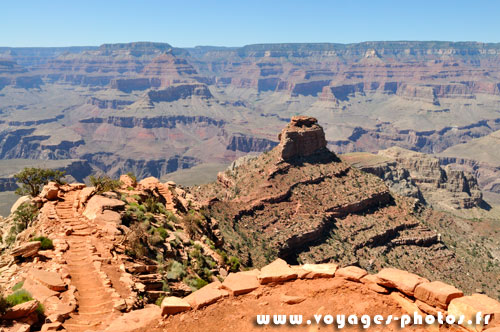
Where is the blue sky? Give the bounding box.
[1,0,499,47]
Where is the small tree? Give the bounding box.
[14,167,65,197]
[89,175,122,194]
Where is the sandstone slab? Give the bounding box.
[184,281,228,309]
[300,263,338,279]
[258,259,298,284]
[23,277,59,303]
[161,296,191,316]
[414,281,463,309]
[104,305,161,332]
[376,268,429,296]
[1,300,39,320]
[28,269,66,291]
[83,195,125,220]
[222,271,260,296]
[11,241,41,258]
[335,266,367,282]
[448,294,500,331]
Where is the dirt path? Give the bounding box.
[55,191,121,332]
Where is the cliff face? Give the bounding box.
[343,147,484,210]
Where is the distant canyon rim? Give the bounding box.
[1,41,500,211]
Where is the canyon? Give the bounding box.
[1,41,500,203]
[1,117,500,332]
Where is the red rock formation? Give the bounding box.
[277,116,328,160]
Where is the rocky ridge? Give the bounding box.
[193,117,500,296]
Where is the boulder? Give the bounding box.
[77,186,95,206]
[1,300,39,320]
[335,266,367,282]
[300,263,338,279]
[414,281,463,309]
[23,277,59,303]
[222,271,260,296]
[281,295,306,305]
[160,296,191,316]
[448,294,500,331]
[11,241,41,258]
[138,177,161,190]
[83,195,125,220]
[40,182,59,201]
[184,281,228,309]
[258,258,298,284]
[104,305,161,332]
[10,196,31,214]
[28,268,66,291]
[376,268,429,296]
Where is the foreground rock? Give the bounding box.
[258,259,298,284]
[161,297,191,316]
[104,305,161,332]
[11,241,41,258]
[414,281,463,309]
[376,268,429,296]
[222,271,260,295]
[1,300,39,320]
[83,195,125,220]
[447,294,500,331]
[184,281,228,309]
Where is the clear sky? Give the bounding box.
[1,0,499,47]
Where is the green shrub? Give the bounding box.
[166,261,187,280]
[183,275,208,291]
[0,293,8,315]
[6,289,33,306]
[228,256,241,272]
[14,167,65,197]
[155,295,166,307]
[12,281,24,291]
[89,175,122,194]
[156,227,168,240]
[31,236,54,250]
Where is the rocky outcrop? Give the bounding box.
[195,117,466,286]
[225,133,277,153]
[86,97,135,109]
[110,77,161,92]
[377,147,483,209]
[277,116,328,160]
[343,148,484,210]
[147,83,213,103]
